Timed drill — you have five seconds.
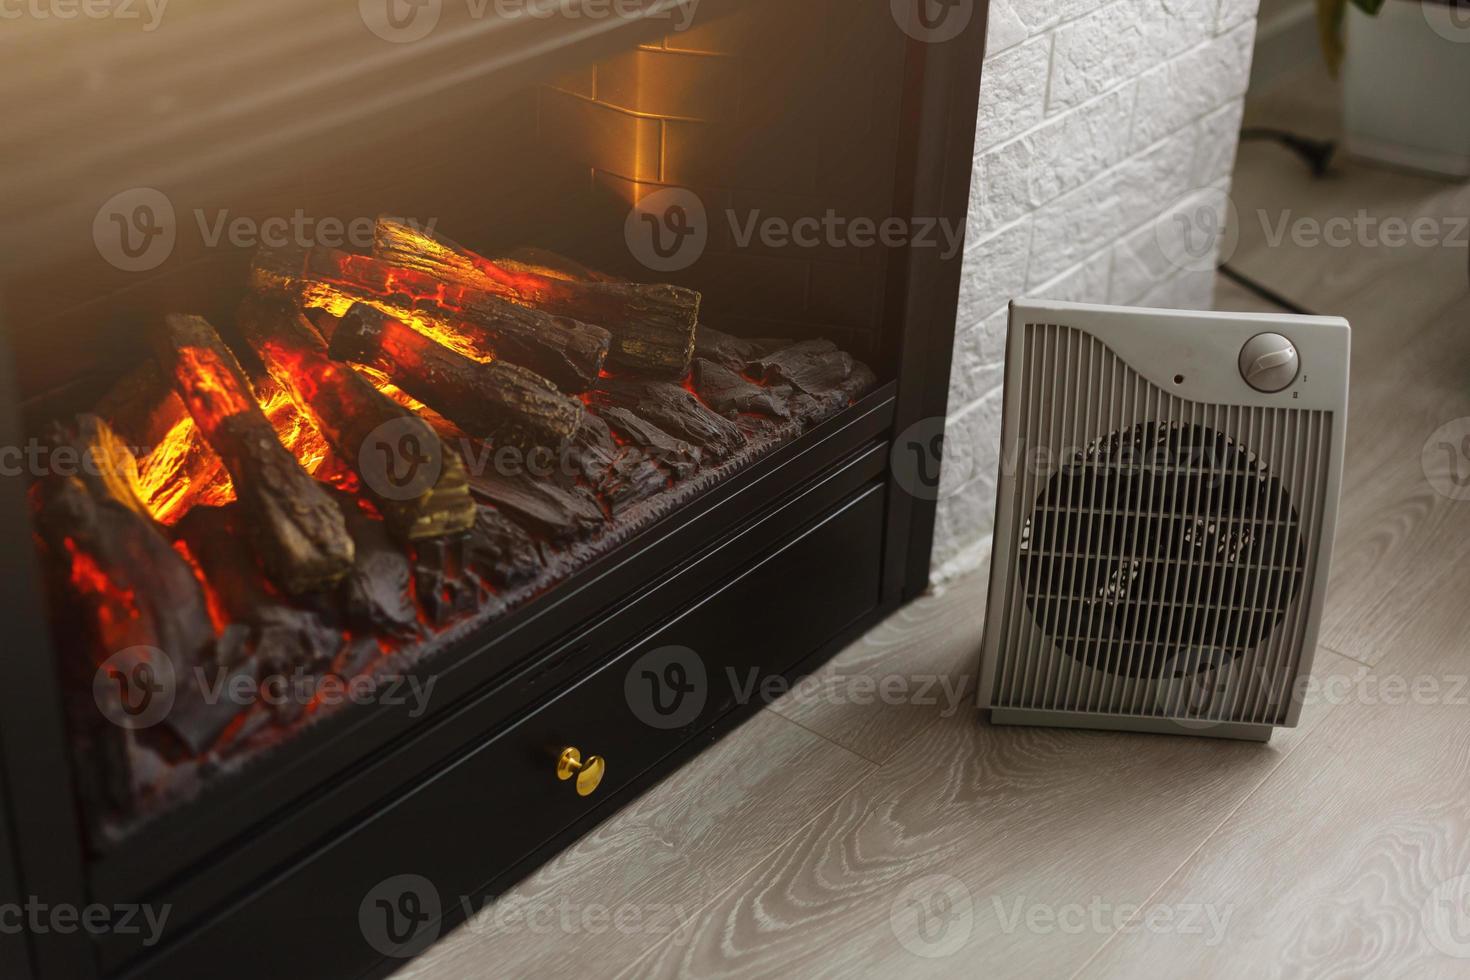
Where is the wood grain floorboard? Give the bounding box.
[1071,68,1470,978]
[1317,292,1470,666]
[623,647,1361,980]
[1077,651,1470,979]
[393,710,874,980]
[766,570,988,765]
[1226,66,1470,667]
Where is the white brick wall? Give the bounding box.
[933,0,1259,580]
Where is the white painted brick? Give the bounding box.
[957,219,1031,327]
[1192,98,1247,186]
[975,37,1052,153]
[1142,0,1220,61]
[1216,0,1261,33]
[947,307,1008,411]
[1028,247,1113,305]
[1008,0,1112,34]
[1048,0,1216,112]
[932,480,995,566]
[983,0,1031,56]
[1027,174,1125,287]
[932,534,993,587]
[1109,182,1232,303]
[1025,124,1195,287]
[936,0,1258,574]
[972,84,1136,236]
[1114,124,1202,228]
[1130,23,1255,151]
[932,482,993,568]
[1048,1,1148,113]
[939,394,1005,500]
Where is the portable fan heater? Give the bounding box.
[978,300,1349,740]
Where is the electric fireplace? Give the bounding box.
[0,1,989,976]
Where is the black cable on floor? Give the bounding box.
[1218,263,1320,317]
[1239,127,1338,178]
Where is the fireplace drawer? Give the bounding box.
[137,482,885,979]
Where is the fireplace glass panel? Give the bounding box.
[8,0,910,848]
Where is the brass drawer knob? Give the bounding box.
[556,747,605,797]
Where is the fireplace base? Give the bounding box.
[97,411,894,978]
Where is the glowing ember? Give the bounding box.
[132,369,352,524]
[64,538,139,660]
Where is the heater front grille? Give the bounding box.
[989,323,1333,725]
[1019,420,1304,680]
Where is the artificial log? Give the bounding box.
[252,246,609,392]
[175,506,342,673]
[31,416,248,756]
[332,490,420,640]
[329,304,583,453]
[692,358,792,419]
[95,360,227,524]
[566,413,621,489]
[599,451,669,516]
[411,534,482,626]
[373,218,699,377]
[559,413,675,510]
[152,315,355,594]
[597,407,702,481]
[493,246,618,283]
[238,296,477,542]
[749,340,854,394]
[785,359,880,426]
[692,326,790,375]
[464,504,545,592]
[590,380,746,459]
[33,416,213,665]
[465,466,606,543]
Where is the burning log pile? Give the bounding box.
[33,217,875,839]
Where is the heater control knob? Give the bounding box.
[1239,333,1300,392]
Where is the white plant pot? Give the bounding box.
[1343,0,1470,177]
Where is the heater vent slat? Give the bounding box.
[982,311,1344,735]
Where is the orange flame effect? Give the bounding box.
[132,362,350,525]
[65,538,139,658]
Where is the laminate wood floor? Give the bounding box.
[402,65,1470,980]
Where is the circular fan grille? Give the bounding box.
[1020,421,1305,679]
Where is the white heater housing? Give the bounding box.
[978,300,1350,740]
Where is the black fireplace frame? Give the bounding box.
[0,1,990,976]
